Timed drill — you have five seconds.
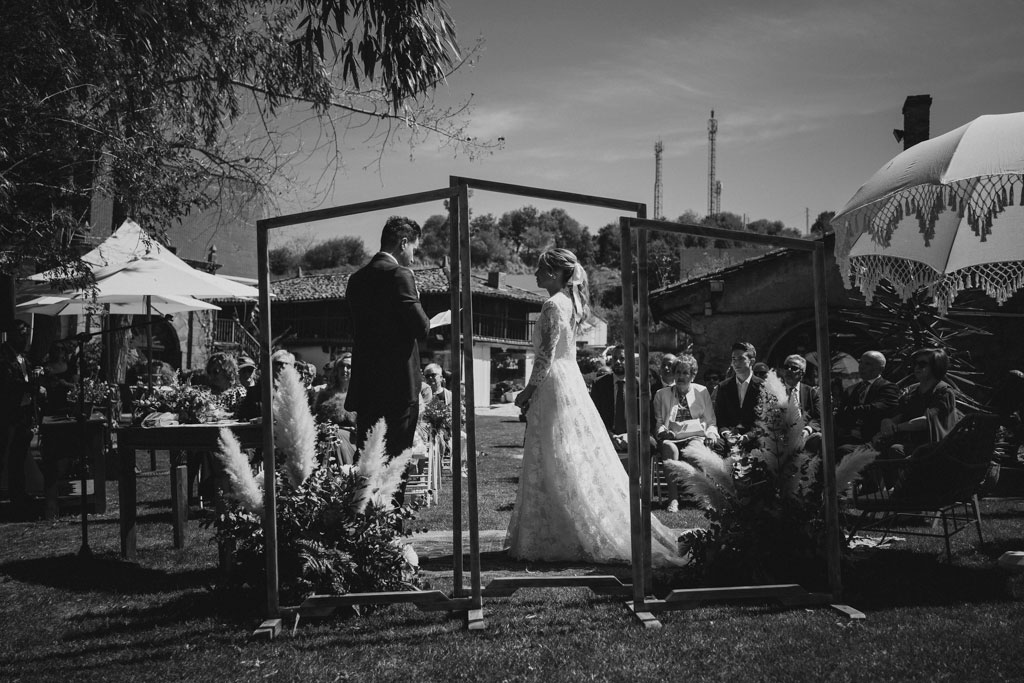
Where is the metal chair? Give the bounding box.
[847,412,999,561]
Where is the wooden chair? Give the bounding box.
[405,444,434,507]
[847,412,999,561]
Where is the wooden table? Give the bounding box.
[39,415,108,519]
[117,421,263,560]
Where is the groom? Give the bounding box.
[345,216,430,457]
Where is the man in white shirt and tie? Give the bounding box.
[713,341,765,448]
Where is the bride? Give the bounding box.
[506,248,682,566]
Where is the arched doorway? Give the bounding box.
[131,316,182,369]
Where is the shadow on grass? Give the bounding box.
[844,547,1007,611]
[0,552,218,596]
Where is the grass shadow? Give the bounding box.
[844,547,1007,610]
[0,552,217,596]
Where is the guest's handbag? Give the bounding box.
[669,418,705,440]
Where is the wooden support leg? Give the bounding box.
[172,464,188,549]
[120,445,137,560]
[150,449,157,471]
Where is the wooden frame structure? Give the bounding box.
[618,217,848,627]
[251,178,854,636]
[449,178,649,618]
[255,186,484,634]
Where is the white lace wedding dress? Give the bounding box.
[505,291,683,566]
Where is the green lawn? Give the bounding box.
[2,414,1024,682]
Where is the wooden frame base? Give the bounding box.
[632,584,865,628]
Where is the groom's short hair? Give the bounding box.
[380,216,421,249]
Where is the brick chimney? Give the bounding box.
[487,271,506,289]
[896,95,932,150]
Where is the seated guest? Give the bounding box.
[237,355,257,388]
[714,341,765,450]
[189,352,245,502]
[835,350,899,451]
[591,344,656,456]
[423,363,451,406]
[313,353,357,464]
[780,354,821,447]
[752,362,770,380]
[658,353,678,388]
[873,347,958,461]
[653,354,720,511]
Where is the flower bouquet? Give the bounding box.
[421,398,453,442]
[133,375,225,424]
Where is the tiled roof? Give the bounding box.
[270,266,545,304]
[650,233,831,298]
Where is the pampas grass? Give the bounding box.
[214,427,263,513]
[273,364,316,488]
[663,458,731,510]
[836,444,879,494]
[352,418,415,513]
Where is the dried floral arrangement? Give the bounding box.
[665,372,876,587]
[211,364,420,605]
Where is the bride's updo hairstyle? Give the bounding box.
[538,248,591,328]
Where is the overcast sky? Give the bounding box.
[271,0,1024,252]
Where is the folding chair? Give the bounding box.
[848,412,999,561]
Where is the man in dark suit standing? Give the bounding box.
[591,345,657,456]
[591,345,631,453]
[714,341,765,448]
[345,216,430,458]
[836,350,899,450]
[1,320,41,513]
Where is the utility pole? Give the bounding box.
[707,110,718,220]
[654,139,664,220]
[806,207,810,235]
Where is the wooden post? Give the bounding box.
[455,182,483,609]
[172,464,188,548]
[635,204,654,588]
[812,245,843,598]
[257,221,280,619]
[620,218,645,609]
[448,179,465,597]
[119,441,137,560]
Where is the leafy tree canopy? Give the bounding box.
[0,0,492,281]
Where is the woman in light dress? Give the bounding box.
[652,354,721,513]
[507,248,682,566]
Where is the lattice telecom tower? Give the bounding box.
[707,109,718,219]
[653,139,664,219]
[714,179,722,218]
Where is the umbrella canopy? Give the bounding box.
[832,112,1024,313]
[85,255,258,299]
[18,293,220,317]
[28,219,260,300]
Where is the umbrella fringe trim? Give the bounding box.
[834,175,1024,312]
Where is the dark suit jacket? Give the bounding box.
[837,377,900,442]
[590,372,656,434]
[788,382,821,433]
[345,253,430,416]
[714,375,764,433]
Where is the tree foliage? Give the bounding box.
[302,236,368,270]
[0,0,493,279]
[269,246,299,275]
[418,213,450,264]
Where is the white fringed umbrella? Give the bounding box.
[832,112,1024,314]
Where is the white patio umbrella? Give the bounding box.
[28,219,262,300]
[832,111,1024,314]
[18,293,220,316]
[85,255,258,299]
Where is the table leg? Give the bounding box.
[172,464,188,549]
[120,444,137,560]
